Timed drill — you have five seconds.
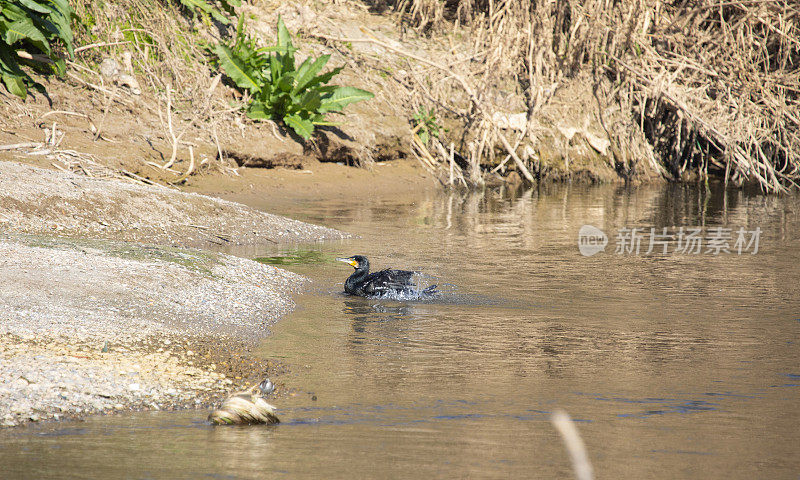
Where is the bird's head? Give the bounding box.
[336,255,369,270]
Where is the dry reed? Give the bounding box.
[371,0,799,191]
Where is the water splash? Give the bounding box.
[368,274,441,301]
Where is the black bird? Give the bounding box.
[336,255,435,297]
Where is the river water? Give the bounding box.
[1,183,798,479]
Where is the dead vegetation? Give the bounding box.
[0,0,258,184]
[2,0,796,192]
[361,0,799,192]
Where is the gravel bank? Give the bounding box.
[0,159,350,428]
[0,236,304,427]
[0,161,348,247]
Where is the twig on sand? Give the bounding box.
[160,85,179,170]
[550,409,594,480]
[159,76,219,173]
[119,169,157,185]
[74,41,133,54]
[169,146,195,185]
[66,71,134,107]
[0,142,41,151]
[50,162,71,174]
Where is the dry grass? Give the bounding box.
[5,0,796,190]
[12,0,248,181]
[375,0,799,191]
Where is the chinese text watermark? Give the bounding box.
[578,225,761,257]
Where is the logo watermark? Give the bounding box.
[578,225,608,257]
[578,225,761,256]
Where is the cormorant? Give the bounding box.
[336,255,436,297]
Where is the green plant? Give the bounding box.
[0,0,75,98]
[214,16,374,140]
[175,0,240,26]
[412,106,443,145]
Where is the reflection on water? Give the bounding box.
[1,183,799,479]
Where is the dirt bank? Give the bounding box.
[0,0,657,196]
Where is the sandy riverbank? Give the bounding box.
[0,160,350,428]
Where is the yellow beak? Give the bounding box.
[336,257,358,267]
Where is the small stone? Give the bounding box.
[99,58,119,78]
[128,383,140,392]
[114,404,124,410]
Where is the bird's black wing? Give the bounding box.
[362,269,416,295]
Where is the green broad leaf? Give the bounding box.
[279,51,294,74]
[247,103,271,120]
[302,66,343,92]
[257,46,280,53]
[315,85,338,94]
[209,7,230,25]
[16,0,52,14]
[276,16,293,51]
[277,71,295,92]
[296,89,321,112]
[319,86,374,113]
[293,56,313,88]
[36,1,75,55]
[1,72,27,98]
[1,3,29,21]
[52,57,65,75]
[294,54,329,93]
[284,114,314,140]
[4,19,50,54]
[213,43,261,93]
[220,0,240,15]
[43,0,74,19]
[234,14,246,45]
[269,53,280,86]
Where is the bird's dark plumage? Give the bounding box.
[336,255,435,297]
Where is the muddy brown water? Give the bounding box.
[1,183,799,479]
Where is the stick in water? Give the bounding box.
[550,409,594,480]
